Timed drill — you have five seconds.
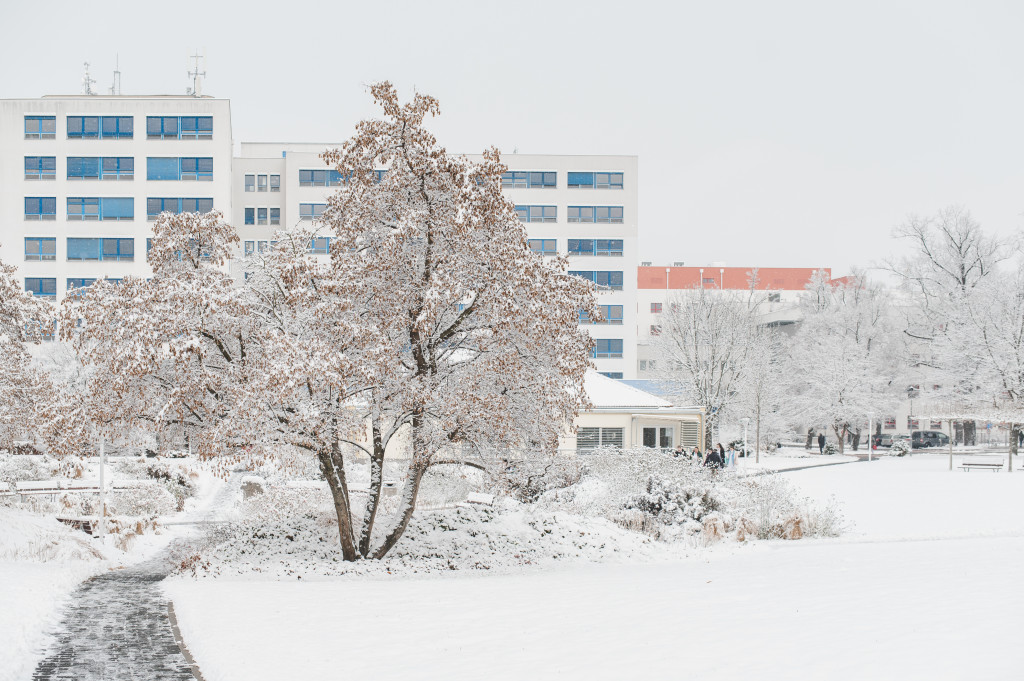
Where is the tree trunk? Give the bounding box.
[805,428,815,450]
[704,414,716,452]
[357,419,387,557]
[964,420,976,446]
[832,424,846,454]
[318,441,359,562]
[1009,424,1019,456]
[851,428,861,452]
[371,460,427,559]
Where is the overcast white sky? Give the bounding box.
[4,0,1023,275]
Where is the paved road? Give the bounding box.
[33,477,234,680]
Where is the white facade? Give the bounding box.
[0,95,233,302]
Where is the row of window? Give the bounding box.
[527,239,625,256]
[292,169,388,187]
[592,339,624,358]
[25,277,128,297]
[24,115,213,140]
[578,305,624,325]
[243,208,281,225]
[24,197,214,220]
[569,270,624,291]
[501,171,624,189]
[516,205,625,224]
[244,174,281,192]
[884,417,945,430]
[25,156,213,181]
[24,237,135,261]
[242,237,330,255]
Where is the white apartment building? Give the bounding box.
[0,95,233,302]
[233,147,640,379]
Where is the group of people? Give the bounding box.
[672,442,739,469]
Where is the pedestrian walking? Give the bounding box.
[704,447,723,469]
[817,432,825,454]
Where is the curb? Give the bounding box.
[167,601,208,681]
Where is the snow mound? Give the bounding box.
[177,503,673,579]
[0,506,105,562]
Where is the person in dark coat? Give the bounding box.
[817,432,826,453]
[703,447,723,469]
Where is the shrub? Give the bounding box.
[822,442,839,456]
[890,439,911,457]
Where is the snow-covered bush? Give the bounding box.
[823,442,839,456]
[494,456,586,503]
[620,475,721,537]
[106,483,177,516]
[890,439,911,457]
[737,472,845,539]
[0,455,58,490]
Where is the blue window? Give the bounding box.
[67,278,97,290]
[25,116,56,139]
[67,197,133,220]
[579,305,624,325]
[568,172,624,189]
[300,203,326,220]
[67,157,134,180]
[257,208,268,225]
[529,239,557,255]
[146,198,214,219]
[244,208,255,225]
[244,241,255,256]
[270,207,280,225]
[147,157,213,181]
[270,175,280,192]
[309,237,331,254]
[568,206,624,224]
[568,239,624,256]
[373,170,387,183]
[25,197,56,220]
[592,339,624,358]
[569,270,624,291]
[25,156,56,180]
[67,237,134,261]
[299,169,346,186]
[25,237,56,261]
[501,171,556,188]
[515,205,557,223]
[147,116,212,139]
[244,174,255,192]
[67,116,132,139]
[600,372,624,379]
[25,278,56,297]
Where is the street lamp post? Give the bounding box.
[741,417,751,464]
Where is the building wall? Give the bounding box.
[0,96,233,302]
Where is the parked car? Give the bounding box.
[911,430,950,449]
[871,434,893,449]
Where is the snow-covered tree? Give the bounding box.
[653,285,765,450]
[787,270,903,453]
[63,83,597,561]
[733,324,790,460]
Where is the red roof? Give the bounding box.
[637,266,828,291]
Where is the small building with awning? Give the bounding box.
[565,372,705,451]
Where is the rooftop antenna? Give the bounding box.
[81,62,96,95]
[187,51,206,97]
[108,55,121,95]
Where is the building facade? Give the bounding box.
[0,95,233,302]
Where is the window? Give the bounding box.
[567,239,623,256]
[258,241,269,254]
[309,237,331,254]
[244,208,255,225]
[569,270,624,291]
[592,339,623,358]
[244,241,255,256]
[567,172,623,189]
[245,174,255,192]
[907,417,919,430]
[147,157,212,181]
[25,156,56,179]
[67,197,133,220]
[68,116,132,139]
[528,239,557,255]
[650,302,662,314]
[579,305,623,325]
[930,420,943,429]
[25,237,56,261]
[25,197,57,220]
[300,203,326,220]
[702,278,716,285]
[67,157,100,179]
[25,115,56,139]
[501,171,556,188]
[373,169,388,183]
[146,116,212,139]
[25,278,57,297]
[257,208,268,225]
[600,372,624,379]
[69,157,133,180]
[257,175,268,192]
[67,278,97,291]
[146,197,214,219]
[650,325,662,336]
[884,416,896,430]
[299,169,347,186]
[639,360,657,372]
[270,175,280,192]
[270,208,280,225]
[66,238,134,261]
[514,205,557,223]
[567,206,624,223]
[102,157,134,180]
[577,427,624,450]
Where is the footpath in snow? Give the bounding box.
[165,453,1024,681]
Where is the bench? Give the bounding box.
[959,459,1004,472]
[57,517,95,535]
[457,492,495,509]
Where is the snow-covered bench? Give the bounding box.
[457,492,495,509]
[959,458,1004,472]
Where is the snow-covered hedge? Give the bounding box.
[890,439,911,457]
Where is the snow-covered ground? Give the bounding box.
[165,453,1024,681]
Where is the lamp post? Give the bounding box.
[741,417,751,465]
[720,267,725,289]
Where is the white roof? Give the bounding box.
[584,371,674,410]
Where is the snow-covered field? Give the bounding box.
[165,453,1024,681]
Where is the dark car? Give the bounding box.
[871,434,894,449]
[911,430,950,449]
